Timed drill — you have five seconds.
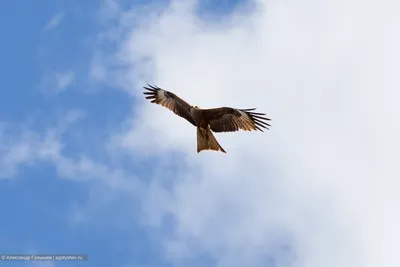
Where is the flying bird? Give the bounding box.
[143,84,271,153]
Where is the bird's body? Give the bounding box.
[143,84,271,153]
[190,106,206,127]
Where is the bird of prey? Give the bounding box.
[143,84,271,153]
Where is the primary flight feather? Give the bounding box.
[143,84,271,153]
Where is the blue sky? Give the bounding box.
[2,0,400,267]
[0,1,247,267]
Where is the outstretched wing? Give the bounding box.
[143,84,196,126]
[201,107,271,132]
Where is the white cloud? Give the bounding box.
[55,70,75,93]
[0,110,135,186]
[96,0,400,266]
[0,126,62,179]
[43,13,64,32]
[39,70,75,94]
[0,110,142,229]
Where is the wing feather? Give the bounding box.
[143,84,196,126]
[201,107,271,133]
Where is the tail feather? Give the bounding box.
[197,127,226,153]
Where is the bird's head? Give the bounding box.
[193,105,200,109]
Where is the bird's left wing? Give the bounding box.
[201,107,271,132]
[143,84,196,126]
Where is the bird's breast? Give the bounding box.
[190,108,203,125]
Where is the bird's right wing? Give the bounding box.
[201,107,271,132]
[143,84,197,126]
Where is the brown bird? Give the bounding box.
[143,84,271,153]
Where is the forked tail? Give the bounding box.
[197,127,226,153]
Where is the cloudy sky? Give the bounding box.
[1,0,399,266]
